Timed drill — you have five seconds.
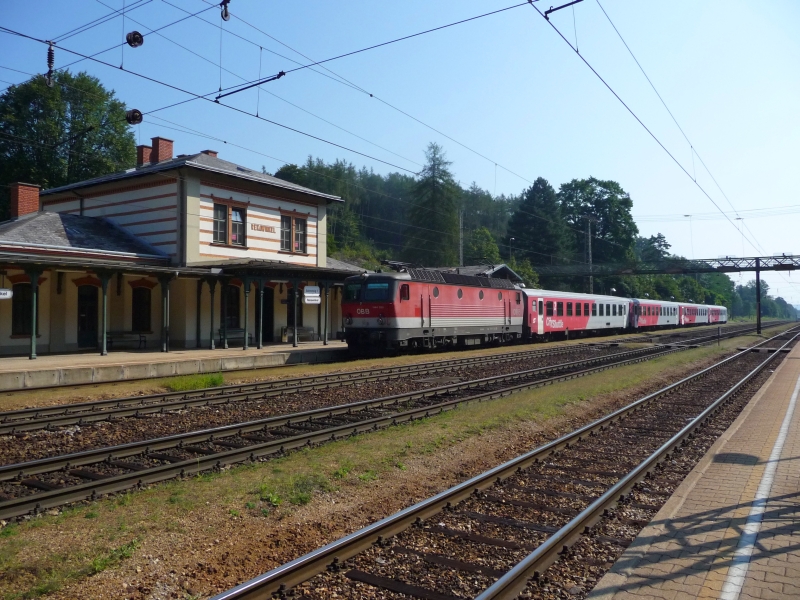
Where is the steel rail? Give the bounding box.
[208,327,798,600]
[0,344,674,481]
[0,342,619,433]
[0,322,777,434]
[0,326,762,521]
[476,330,800,600]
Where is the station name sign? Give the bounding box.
[250,223,276,233]
[303,285,321,304]
[0,289,12,300]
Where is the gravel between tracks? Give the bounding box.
[289,350,782,600]
[0,347,626,465]
[21,343,770,600]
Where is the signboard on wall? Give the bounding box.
[303,286,321,297]
[0,289,12,300]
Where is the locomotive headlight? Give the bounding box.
[345,314,353,325]
[377,314,385,326]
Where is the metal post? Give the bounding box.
[222,280,229,349]
[100,273,109,356]
[160,277,169,352]
[323,282,329,346]
[585,217,593,294]
[292,279,298,348]
[242,277,250,351]
[756,258,762,335]
[209,279,217,350]
[257,279,264,349]
[195,279,203,348]
[27,269,40,360]
[718,325,721,346]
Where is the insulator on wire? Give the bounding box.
[125,109,143,125]
[126,31,144,48]
[220,0,231,21]
[45,41,55,87]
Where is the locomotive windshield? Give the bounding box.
[344,283,362,302]
[342,278,396,303]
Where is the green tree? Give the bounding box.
[507,256,540,288]
[505,177,573,267]
[0,71,135,219]
[558,177,638,265]
[635,233,671,263]
[465,227,501,264]
[403,143,460,266]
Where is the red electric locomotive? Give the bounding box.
[341,268,524,349]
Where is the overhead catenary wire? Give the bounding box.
[51,0,153,43]
[211,2,533,101]
[185,0,537,187]
[0,26,418,175]
[91,0,422,168]
[526,2,761,256]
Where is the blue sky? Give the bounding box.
[2,0,799,302]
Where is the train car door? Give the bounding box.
[537,298,544,335]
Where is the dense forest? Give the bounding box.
[275,143,795,319]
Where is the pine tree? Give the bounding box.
[403,143,460,266]
[505,177,572,267]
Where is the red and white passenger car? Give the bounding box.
[340,269,727,350]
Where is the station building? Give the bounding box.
[0,137,363,358]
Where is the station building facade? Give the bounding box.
[0,137,361,357]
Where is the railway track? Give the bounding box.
[0,324,788,521]
[209,328,799,600]
[608,320,785,345]
[0,322,779,435]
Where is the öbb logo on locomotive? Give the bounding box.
[341,269,727,350]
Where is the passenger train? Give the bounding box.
[341,268,727,350]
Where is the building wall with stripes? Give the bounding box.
[195,180,319,267]
[41,179,179,258]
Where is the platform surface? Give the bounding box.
[590,343,800,600]
[0,341,348,391]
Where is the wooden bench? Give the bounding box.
[281,326,317,343]
[106,331,147,350]
[217,328,253,346]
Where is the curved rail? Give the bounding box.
[208,327,799,600]
[0,325,779,521]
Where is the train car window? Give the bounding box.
[344,283,362,302]
[606,303,611,316]
[516,292,521,304]
[400,284,410,301]
[433,287,440,298]
[539,300,544,314]
[612,305,617,316]
[557,302,564,316]
[599,304,603,316]
[576,303,582,316]
[567,302,573,316]
[457,289,463,299]
[546,301,554,316]
[364,282,391,301]
[592,303,597,316]
[584,303,590,315]
[479,290,484,300]
[498,292,503,301]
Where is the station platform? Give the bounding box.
[590,343,800,599]
[0,341,348,391]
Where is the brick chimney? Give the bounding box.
[150,137,173,163]
[136,144,152,166]
[9,183,40,218]
[200,149,218,158]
